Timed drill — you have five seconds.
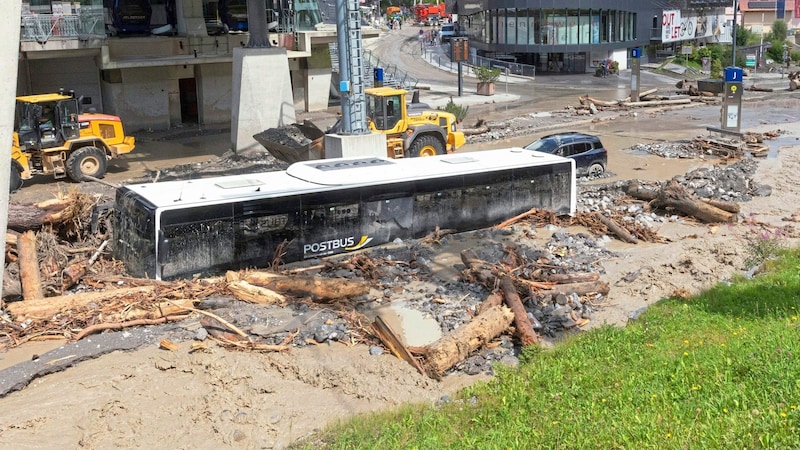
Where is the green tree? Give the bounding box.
[735,25,757,46]
[711,58,723,78]
[769,20,788,41]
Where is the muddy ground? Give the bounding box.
[2,92,800,448]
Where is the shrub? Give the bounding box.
[743,227,786,269]
[473,66,501,83]
[711,58,723,78]
[438,97,469,123]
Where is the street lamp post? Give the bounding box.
[784,42,790,68]
[732,0,739,65]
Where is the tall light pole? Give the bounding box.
[731,0,739,65]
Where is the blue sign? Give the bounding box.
[724,67,743,82]
[777,0,785,19]
[630,48,641,59]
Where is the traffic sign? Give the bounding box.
[724,67,743,82]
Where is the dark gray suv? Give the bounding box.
[524,132,608,177]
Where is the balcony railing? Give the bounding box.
[20,13,106,43]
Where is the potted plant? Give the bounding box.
[473,66,501,96]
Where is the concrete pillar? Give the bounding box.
[0,2,22,292]
[303,45,333,112]
[231,47,296,153]
[304,68,332,112]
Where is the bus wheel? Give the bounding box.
[9,164,23,193]
[67,146,108,182]
[409,135,444,157]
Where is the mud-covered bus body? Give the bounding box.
[114,148,576,280]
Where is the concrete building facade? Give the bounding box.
[16,0,364,131]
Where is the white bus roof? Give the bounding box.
[120,147,574,208]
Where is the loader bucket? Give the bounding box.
[253,120,326,163]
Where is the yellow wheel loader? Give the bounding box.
[254,87,466,163]
[11,90,135,192]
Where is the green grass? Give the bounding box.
[300,249,800,449]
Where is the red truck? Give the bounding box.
[414,3,448,25]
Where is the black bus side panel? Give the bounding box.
[359,181,415,246]
[234,196,302,268]
[512,163,573,216]
[159,203,235,280]
[114,188,158,279]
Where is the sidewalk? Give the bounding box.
[413,41,522,109]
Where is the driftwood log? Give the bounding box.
[420,305,514,379]
[225,271,286,305]
[18,231,43,301]
[545,272,600,284]
[626,180,738,223]
[242,271,370,302]
[653,180,737,223]
[536,281,610,297]
[7,199,74,231]
[461,249,539,346]
[6,286,157,320]
[595,212,638,244]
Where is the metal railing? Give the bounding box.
[330,43,419,90]
[20,13,106,43]
[472,55,536,78]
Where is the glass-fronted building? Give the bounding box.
[455,0,731,74]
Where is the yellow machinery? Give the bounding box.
[11,90,135,192]
[254,87,466,163]
[364,86,465,158]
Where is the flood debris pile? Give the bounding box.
[790,71,800,91]
[465,111,591,144]
[3,190,120,303]
[629,130,779,160]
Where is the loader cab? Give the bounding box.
[366,88,406,132]
[14,94,81,151]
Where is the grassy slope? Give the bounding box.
[304,249,800,449]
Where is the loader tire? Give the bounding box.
[67,146,107,182]
[408,135,445,158]
[9,164,23,193]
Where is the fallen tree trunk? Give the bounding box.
[242,271,370,302]
[536,281,610,297]
[625,182,658,201]
[700,198,741,214]
[461,249,539,346]
[654,180,737,223]
[579,95,617,107]
[421,305,514,379]
[475,292,504,315]
[545,272,600,284]
[7,286,156,320]
[595,212,638,244]
[18,231,43,301]
[7,199,73,231]
[227,280,286,305]
[624,98,692,108]
[500,276,539,346]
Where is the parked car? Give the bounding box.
[440,24,456,42]
[524,132,608,177]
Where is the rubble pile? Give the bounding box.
[0,125,781,383]
[466,111,599,144]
